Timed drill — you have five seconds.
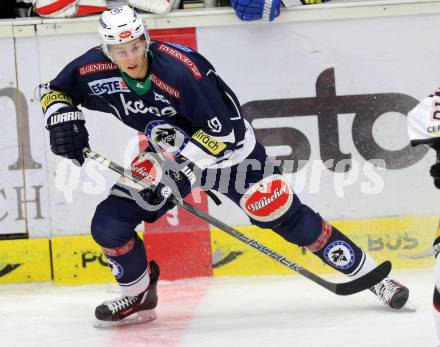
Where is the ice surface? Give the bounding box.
[0,269,436,347]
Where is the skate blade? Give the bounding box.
[93,309,157,328]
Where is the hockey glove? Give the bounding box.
[429,142,440,190]
[46,106,89,166]
[140,162,195,206]
[431,162,440,190]
[231,0,281,21]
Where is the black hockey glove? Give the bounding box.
[140,162,196,207]
[46,106,89,166]
[431,162,440,189]
[430,142,440,190]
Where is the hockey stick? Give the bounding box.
[83,148,391,295]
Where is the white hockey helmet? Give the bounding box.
[98,5,150,60]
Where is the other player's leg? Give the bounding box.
[433,220,440,338]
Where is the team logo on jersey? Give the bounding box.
[78,62,117,76]
[154,128,176,146]
[323,241,355,270]
[88,77,129,95]
[145,120,189,155]
[240,175,294,222]
[41,91,73,113]
[191,130,227,155]
[106,258,123,279]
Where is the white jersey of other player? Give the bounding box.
[407,87,440,342]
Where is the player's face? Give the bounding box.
[109,38,148,79]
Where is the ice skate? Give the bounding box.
[94,261,160,328]
[370,277,409,309]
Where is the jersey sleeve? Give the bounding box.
[177,62,247,169]
[408,88,440,143]
[39,57,84,121]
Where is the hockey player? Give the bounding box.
[407,90,440,340]
[40,5,409,327]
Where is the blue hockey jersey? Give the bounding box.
[39,41,256,169]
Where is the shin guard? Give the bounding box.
[102,234,150,296]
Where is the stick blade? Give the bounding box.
[334,261,392,296]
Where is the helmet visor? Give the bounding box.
[107,37,147,63]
